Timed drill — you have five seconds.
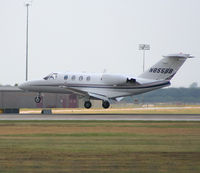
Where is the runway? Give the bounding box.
[0,114,200,121]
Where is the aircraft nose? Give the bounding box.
[19,82,29,90]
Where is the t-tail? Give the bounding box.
[139,54,194,81]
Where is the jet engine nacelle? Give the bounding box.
[102,74,136,85]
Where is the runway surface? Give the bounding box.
[0,114,200,121]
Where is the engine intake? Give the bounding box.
[127,78,136,83]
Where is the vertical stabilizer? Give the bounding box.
[139,54,193,81]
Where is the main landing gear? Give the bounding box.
[102,100,110,109]
[84,101,92,109]
[84,100,110,109]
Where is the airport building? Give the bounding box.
[0,86,79,108]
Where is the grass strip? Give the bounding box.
[0,121,200,172]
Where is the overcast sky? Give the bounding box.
[0,0,199,87]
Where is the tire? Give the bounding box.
[102,100,110,109]
[84,101,92,109]
[35,96,41,103]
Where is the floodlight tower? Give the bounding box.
[25,0,32,81]
[139,44,150,72]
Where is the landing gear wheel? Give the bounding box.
[102,100,110,109]
[84,101,92,109]
[35,96,41,103]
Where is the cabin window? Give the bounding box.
[71,75,76,80]
[79,76,83,81]
[64,75,68,80]
[86,76,91,81]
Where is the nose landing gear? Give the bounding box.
[35,94,42,103]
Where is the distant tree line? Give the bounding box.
[123,87,200,104]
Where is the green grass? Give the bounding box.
[0,121,200,172]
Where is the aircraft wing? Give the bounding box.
[59,86,109,101]
[88,92,109,101]
[59,86,87,96]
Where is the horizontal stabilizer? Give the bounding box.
[163,54,194,59]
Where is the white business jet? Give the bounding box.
[19,54,193,109]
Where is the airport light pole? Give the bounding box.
[25,0,32,81]
[139,44,150,106]
[139,44,150,72]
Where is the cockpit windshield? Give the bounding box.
[43,73,58,80]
